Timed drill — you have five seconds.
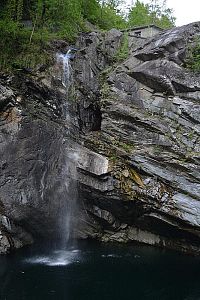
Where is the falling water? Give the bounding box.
[57,48,78,248]
[56,49,75,122]
[33,49,79,266]
[56,50,74,91]
[60,149,79,248]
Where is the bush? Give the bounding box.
[0,20,52,71]
[114,32,129,62]
[0,0,126,71]
[185,39,200,73]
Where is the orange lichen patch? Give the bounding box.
[0,108,22,124]
[129,168,145,188]
[110,158,145,199]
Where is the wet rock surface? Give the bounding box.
[0,22,200,254]
[0,70,76,252]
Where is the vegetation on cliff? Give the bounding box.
[185,38,200,73]
[0,0,175,70]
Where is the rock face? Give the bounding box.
[0,70,76,253]
[0,23,200,254]
[73,23,200,254]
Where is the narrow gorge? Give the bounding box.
[0,22,200,255]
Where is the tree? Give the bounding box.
[81,0,101,24]
[148,0,175,28]
[98,0,126,29]
[128,0,175,29]
[4,0,24,21]
[128,0,151,27]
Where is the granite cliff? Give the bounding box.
[0,22,200,254]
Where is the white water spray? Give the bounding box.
[56,49,79,248]
[56,50,73,90]
[23,49,80,266]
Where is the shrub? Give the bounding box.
[185,38,200,73]
[114,32,129,62]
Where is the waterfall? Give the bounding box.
[59,149,79,248]
[30,48,80,266]
[56,50,74,91]
[56,49,75,122]
[56,49,79,248]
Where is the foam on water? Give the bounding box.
[101,254,122,258]
[25,249,81,267]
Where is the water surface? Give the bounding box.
[0,241,200,300]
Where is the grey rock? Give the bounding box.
[1,22,200,255]
[73,22,200,254]
[0,232,10,254]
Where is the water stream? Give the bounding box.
[56,50,74,91]
[37,49,79,266]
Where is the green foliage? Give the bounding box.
[114,32,129,61]
[43,0,84,38]
[0,20,51,70]
[185,39,200,73]
[81,0,102,25]
[0,0,84,70]
[0,0,128,70]
[128,0,175,29]
[0,0,176,71]
[4,0,23,21]
[98,0,126,30]
[148,0,175,28]
[117,141,133,152]
[128,1,151,27]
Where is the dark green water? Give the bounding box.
[0,241,200,300]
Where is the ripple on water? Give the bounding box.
[101,254,122,258]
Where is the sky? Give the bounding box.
[124,0,200,26]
